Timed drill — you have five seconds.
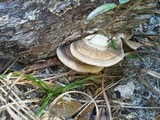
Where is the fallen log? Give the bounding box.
[0,0,159,65]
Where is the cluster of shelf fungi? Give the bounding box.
[56,34,125,73]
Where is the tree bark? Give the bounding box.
[0,0,159,65]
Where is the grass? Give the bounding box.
[0,71,103,118]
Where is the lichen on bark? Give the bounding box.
[0,0,159,64]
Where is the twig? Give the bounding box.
[137,73,160,96]
[141,68,160,79]
[42,70,72,81]
[5,58,58,119]
[94,73,137,100]
[119,105,160,109]
[125,50,160,61]
[101,77,112,120]
[0,78,37,119]
[3,58,18,75]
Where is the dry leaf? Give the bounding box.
[49,100,82,119]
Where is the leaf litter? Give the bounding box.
[0,14,160,120]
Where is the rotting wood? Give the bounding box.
[0,0,159,65]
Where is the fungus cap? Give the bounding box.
[70,34,124,67]
[56,45,103,73]
[124,39,143,50]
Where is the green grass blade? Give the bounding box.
[126,53,139,59]
[119,0,129,4]
[87,3,117,20]
[51,75,102,96]
[109,39,116,49]
[36,93,52,117]
[25,75,51,94]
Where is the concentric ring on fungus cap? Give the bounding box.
[70,34,124,67]
[56,45,103,73]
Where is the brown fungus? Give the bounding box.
[56,45,103,73]
[70,34,124,67]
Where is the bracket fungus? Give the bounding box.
[70,34,124,67]
[124,38,143,50]
[56,45,103,73]
[56,34,124,73]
